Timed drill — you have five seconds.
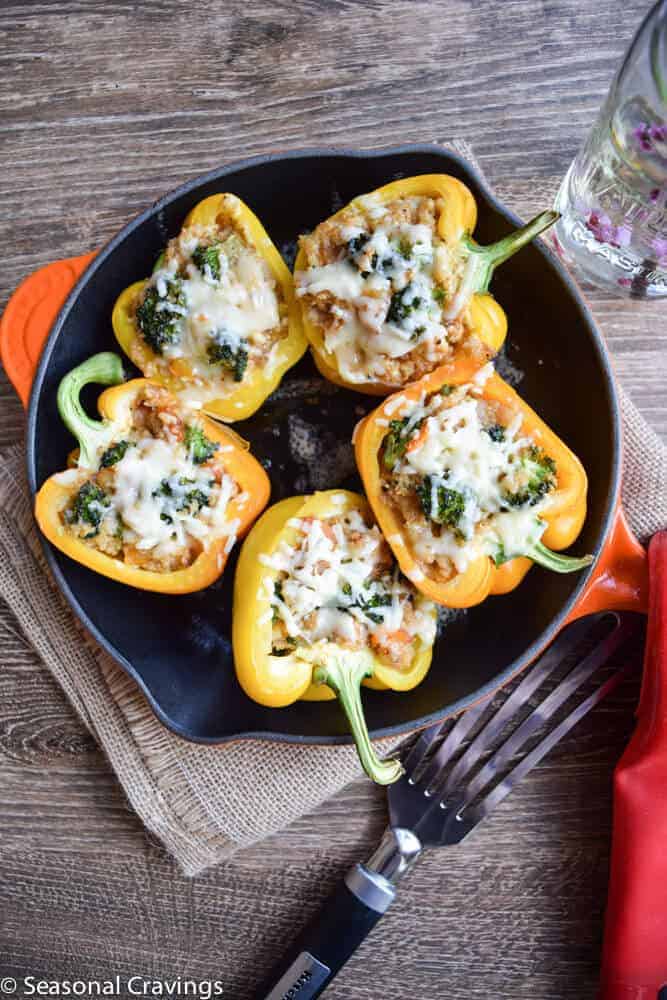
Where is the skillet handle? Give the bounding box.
[254,864,394,999]
[0,252,97,408]
[565,505,648,621]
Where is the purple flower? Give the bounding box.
[586,212,633,249]
[586,211,613,242]
[632,121,667,153]
[651,236,667,262]
[615,224,633,248]
[650,188,660,204]
[633,123,653,151]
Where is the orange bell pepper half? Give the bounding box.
[354,359,592,608]
[35,352,270,593]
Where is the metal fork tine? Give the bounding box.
[407,698,490,784]
[462,658,633,827]
[401,722,446,778]
[410,698,489,788]
[388,612,644,847]
[419,613,621,795]
[402,619,601,783]
[402,688,491,780]
[436,613,637,807]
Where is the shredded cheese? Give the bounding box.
[141,226,282,398]
[387,380,556,573]
[106,437,235,557]
[295,200,468,384]
[264,510,436,663]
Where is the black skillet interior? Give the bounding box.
[27,147,619,744]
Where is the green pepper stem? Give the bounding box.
[445,210,559,319]
[56,352,125,467]
[472,210,560,286]
[313,653,404,786]
[527,540,593,574]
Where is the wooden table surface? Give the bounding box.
[1,2,665,998]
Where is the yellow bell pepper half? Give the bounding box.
[35,352,270,594]
[113,193,307,422]
[354,359,592,609]
[294,174,558,395]
[232,489,437,784]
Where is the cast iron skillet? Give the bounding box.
[25,145,621,744]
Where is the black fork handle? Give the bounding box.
[254,864,395,999]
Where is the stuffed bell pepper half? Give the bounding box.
[294,175,557,394]
[355,360,592,608]
[233,489,438,784]
[35,352,270,593]
[113,193,307,421]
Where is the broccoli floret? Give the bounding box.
[136,279,185,355]
[382,417,423,471]
[397,237,413,260]
[351,589,392,625]
[503,446,556,507]
[207,337,249,382]
[99,440,131,468]
[485,423,506,443]
[347,233,370,257]
[386,285,422,326]
[346,233,380,277]
[183,487,211,511]
[416,475,466,528]
[271,579,285,622]
[184,425,219,465]
[153,476,212,524]
[192,243,222,281]
[272,581,283,619]
[432,286,447,304]
[65,481,110,537]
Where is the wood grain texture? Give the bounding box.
[0,1,664,997]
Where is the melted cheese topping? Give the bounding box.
[389,378,554,573]
[260,510,436,655]
[108,437,236,558]
[64,391,239,570]
[141,228,281,395]
[295,204,466,384]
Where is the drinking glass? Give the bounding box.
[554,0,667,298]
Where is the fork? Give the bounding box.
[255,609,645,1000]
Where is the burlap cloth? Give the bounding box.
[1,142,665,876]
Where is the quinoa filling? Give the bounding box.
[134,216,288,401]
[59,384,241,573]
[295,194,489,386]
[258,506,437,670]
[380,370,558,580]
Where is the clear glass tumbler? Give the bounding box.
[554,0,667,298]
